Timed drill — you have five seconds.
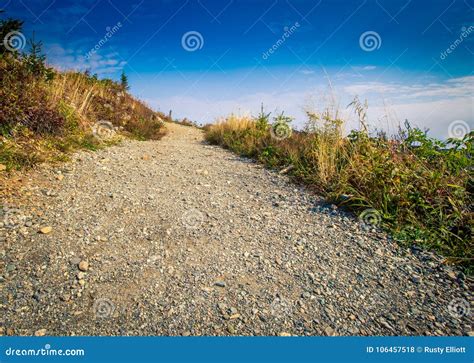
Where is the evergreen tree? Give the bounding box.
[23,33,53,80]
[120,70,129,91]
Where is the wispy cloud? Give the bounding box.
[343,76,474,101]
[45,43,126,75]
[148,75,473,140]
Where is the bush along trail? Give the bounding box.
[0,11,167,172]
[1,123,472,336]
[0,10,472,337]
[204,108,473,273]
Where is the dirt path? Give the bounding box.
[1,123,472,336]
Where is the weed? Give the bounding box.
[204,109,473,272]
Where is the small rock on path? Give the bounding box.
[1,123,472,336]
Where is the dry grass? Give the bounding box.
[205,112,473,272]
[0,54,166,170]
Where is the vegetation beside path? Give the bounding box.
[204,107,473,272]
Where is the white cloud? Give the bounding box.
[150,76,473,139]
[343,76,474,102]
[351,65,377,71]
[45,43,126,76]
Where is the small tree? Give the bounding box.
[23,34,54,80]
[120,70,129,91]
[255,103,270,131]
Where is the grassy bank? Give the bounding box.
[0,12,166,171]
[204,108,473,272]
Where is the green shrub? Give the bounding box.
[205,112,473,272]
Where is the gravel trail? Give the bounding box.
[1,123,472,336]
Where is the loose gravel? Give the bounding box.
[1,123,472,336]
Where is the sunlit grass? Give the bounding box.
[204,107,473,272]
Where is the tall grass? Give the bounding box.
[204,107,473,272]
[0,52,167,170]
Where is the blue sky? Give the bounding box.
[3,0,473,138]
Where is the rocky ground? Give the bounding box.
[0,123,472,336]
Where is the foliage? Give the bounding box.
[0,11,166,170]
[120,70,129,91]
[204,109,473,272]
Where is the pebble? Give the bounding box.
[77,272,86,279]
[39,226,52,234]
[34,329,47,336]
[1,123,471,337]
[78,261,89,271]
[324,326,335,336]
